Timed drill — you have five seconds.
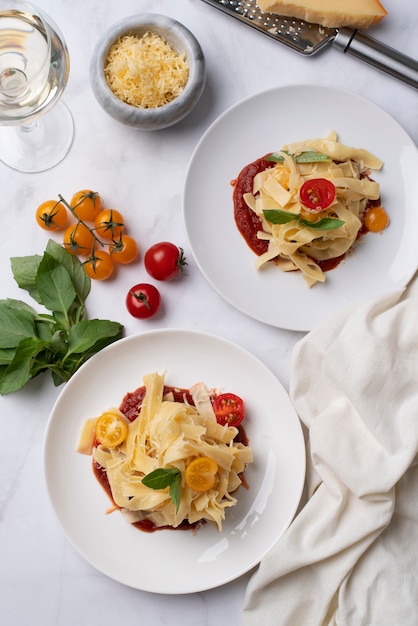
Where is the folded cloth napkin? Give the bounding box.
[243,285,418,626]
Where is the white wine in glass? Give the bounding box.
[0,0,74,172]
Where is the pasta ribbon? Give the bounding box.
[243,132,384,287]
[92,372,253,531]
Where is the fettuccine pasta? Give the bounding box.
[78,372,253,532]
[234,131,386,287]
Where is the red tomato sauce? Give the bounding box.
[93,384,249,533]
[232,155,273,256]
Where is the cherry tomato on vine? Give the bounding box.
[70,189,103,222]
[126,283,161,319]
[83,250,114,280]
[144,242,187,281]
[212,393,245,427]
[109,234,138,264]
[94,209,124,240]
[63,222,95,256]
[36,199,68,231]
[184,457,218,492]
[299,178,336,212]
[95,410,128,447]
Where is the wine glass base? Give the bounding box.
[0,101,74,173]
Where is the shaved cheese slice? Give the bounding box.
[76,417,97,455]
[257,0,387,29]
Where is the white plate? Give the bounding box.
[183,84,418,331]
[44,329,305,594]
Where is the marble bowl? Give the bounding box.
[90,13,206,130]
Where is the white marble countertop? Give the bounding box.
[0,1,416,624]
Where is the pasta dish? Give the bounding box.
[77,371,253,532]
[233,131,388,287]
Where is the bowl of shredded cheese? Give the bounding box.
[90,13,206,130]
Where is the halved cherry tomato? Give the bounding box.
[144,242,187,281]
[363,205,389,232]
[63,222,95,256]
[83,250,114,280]
[109,234,138,264]
[126,283,161,319]
[70,189,103,222]
[36,199,68,231]
[95,410,128,447]
[184,457,218,492]
[212,393,245,427]
[94,209,124,240]
[299,178,336,212]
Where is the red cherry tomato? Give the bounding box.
[126,283,161,319]
[212,393,245,427]
[299,178,336,212]
[144,242,187,281]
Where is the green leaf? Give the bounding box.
[36,253,76,319]
[11,254,43,303]
[263,209,299,224]
[266,150,331,163]
[299,217,345,231]
[142,468,182,511]
[0,336,46,395]
[2,241,124,394]
[0,300,37,349]
[263,209,345,232]
[0,348,15,366]
[66,319,124,356]
[45,239,91,303]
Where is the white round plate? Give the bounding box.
[44,329,305,594]
[183,84,418,331]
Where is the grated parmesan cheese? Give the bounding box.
[104,31,189,109]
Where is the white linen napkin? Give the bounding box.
[243,283,418,626]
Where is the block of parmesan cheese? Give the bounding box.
[257,0,388,29]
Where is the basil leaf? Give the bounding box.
[36,253,77,321]
[1,239,124,395]
[294,151,332,163]
[300,218,345,231]
[263,209,299,224]
[11,254,43,303]
[143,468,182,512]
[45,239,91,303]
[265,150,331,163]
[66,319,123,356]
[264,210,345,232]
[0,300,37,349]
[0,336,46,395]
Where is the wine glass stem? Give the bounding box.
[21,119,39,133]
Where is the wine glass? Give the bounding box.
[0,0,74,173]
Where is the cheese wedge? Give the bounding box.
[257,0,388,29]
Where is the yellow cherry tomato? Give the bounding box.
[184,457,218,492]
[36,199,68,231]
[70,189,104,222]
[109,234,138,264]
[363,206,389,233]
[63,222,95,256]
[95,410,128,447]
[94,209,125,240]
[83,250,114,280]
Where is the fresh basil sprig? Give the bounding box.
[263,209,344,231]
[142,467,182,511]
[0,239,123,395]
[266,150,331,163]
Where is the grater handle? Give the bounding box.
[333,28,418,89]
